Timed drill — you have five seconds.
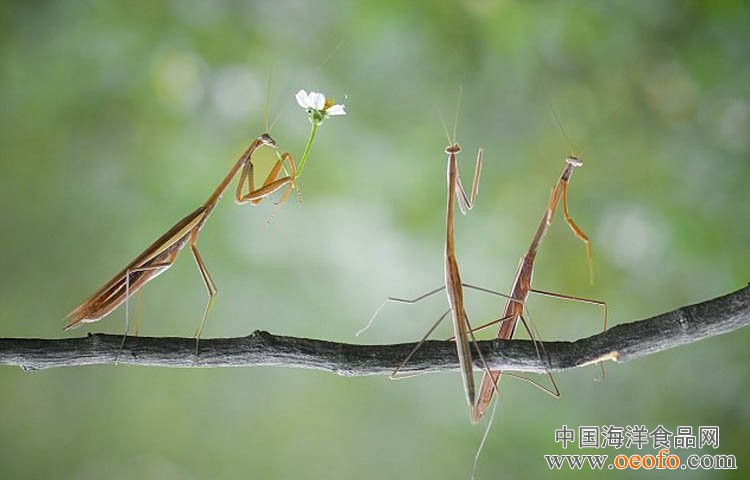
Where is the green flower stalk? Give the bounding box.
[294,89,346,176]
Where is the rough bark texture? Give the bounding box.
[1,285,747,375]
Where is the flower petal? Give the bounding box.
[296,90,310,109]
[326,104,346,116]
[310,92,325,110]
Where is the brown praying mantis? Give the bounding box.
[63,90,345,352]
[358,97,523,419]
[470,123,608,424]
[386,137,485,414]
[467,144,609,480]
[459,113,610,479]
[437,137,483,410]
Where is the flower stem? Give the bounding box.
[297,122,319,177]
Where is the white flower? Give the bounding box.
[296,90,325,110]
[325,104,346,116]
[295,89,346,124]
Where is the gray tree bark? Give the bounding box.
[1,285,747,374]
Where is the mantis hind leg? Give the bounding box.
[360,282,522,338]
[190,243,218,358]
[134,289,144,337]
[511,313,561,397]
[447,314,515,341]
[356,285,448,337]
[389,309,451,380]
[470,304,563,422]
[469,313,561,480]
[529,287,608,380]
[119,261,174,362]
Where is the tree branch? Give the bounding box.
[1,285,748,374]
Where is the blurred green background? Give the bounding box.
[1,1,748,478]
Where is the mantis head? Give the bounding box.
[259,133,277,148]
[445,143,461,155]
[565,155,583,168]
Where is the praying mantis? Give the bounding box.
[386,136,485,414]
[63,90,345,349]
[358,97,517,418]
[470,148,608,423]
[438,138,483,409]
[466,146,609,479]
[63,133,276,337]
